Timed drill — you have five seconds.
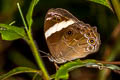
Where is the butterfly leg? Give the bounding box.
[54,62,59,70]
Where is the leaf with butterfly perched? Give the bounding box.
[55,59,120,80]
[26,0,39,29]
[55,59,97,80]
[88,0,112,10]
[0,67,41,80]
[0,23,27,40]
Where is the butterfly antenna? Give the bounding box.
[38,50,50,56]
[41,55,49,57]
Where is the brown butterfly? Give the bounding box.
[44,8,101,64]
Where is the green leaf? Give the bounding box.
[105,64,120,70]
[1,30,23,40]
[88,0,111,9]
[0,67,41,80]
[0,23,27,40]
[33,73,42,80]
[55,59,120,80]
[26,0,39,29]
[55,59,97,80]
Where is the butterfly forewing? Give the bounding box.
[44,8,79,32]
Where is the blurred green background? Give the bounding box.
[0,0,120,80]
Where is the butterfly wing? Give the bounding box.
[44,8,101,63]
[44,8,80,32]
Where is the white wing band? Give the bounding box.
[45,19,74,39]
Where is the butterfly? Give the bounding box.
[44,8,101,64]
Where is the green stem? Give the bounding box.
[17,3,49,80]
[17,3,28,31]
[111,0,120,22]
[27,32,50,80]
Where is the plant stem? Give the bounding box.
[17,3,49,80]
[17,3,28,31]
[27,32,50,80]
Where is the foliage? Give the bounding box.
[55,59,120,80]
[0,67,41,80]
[0,24,26,40]
[0,0,120,80]
[88,0,111,9]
